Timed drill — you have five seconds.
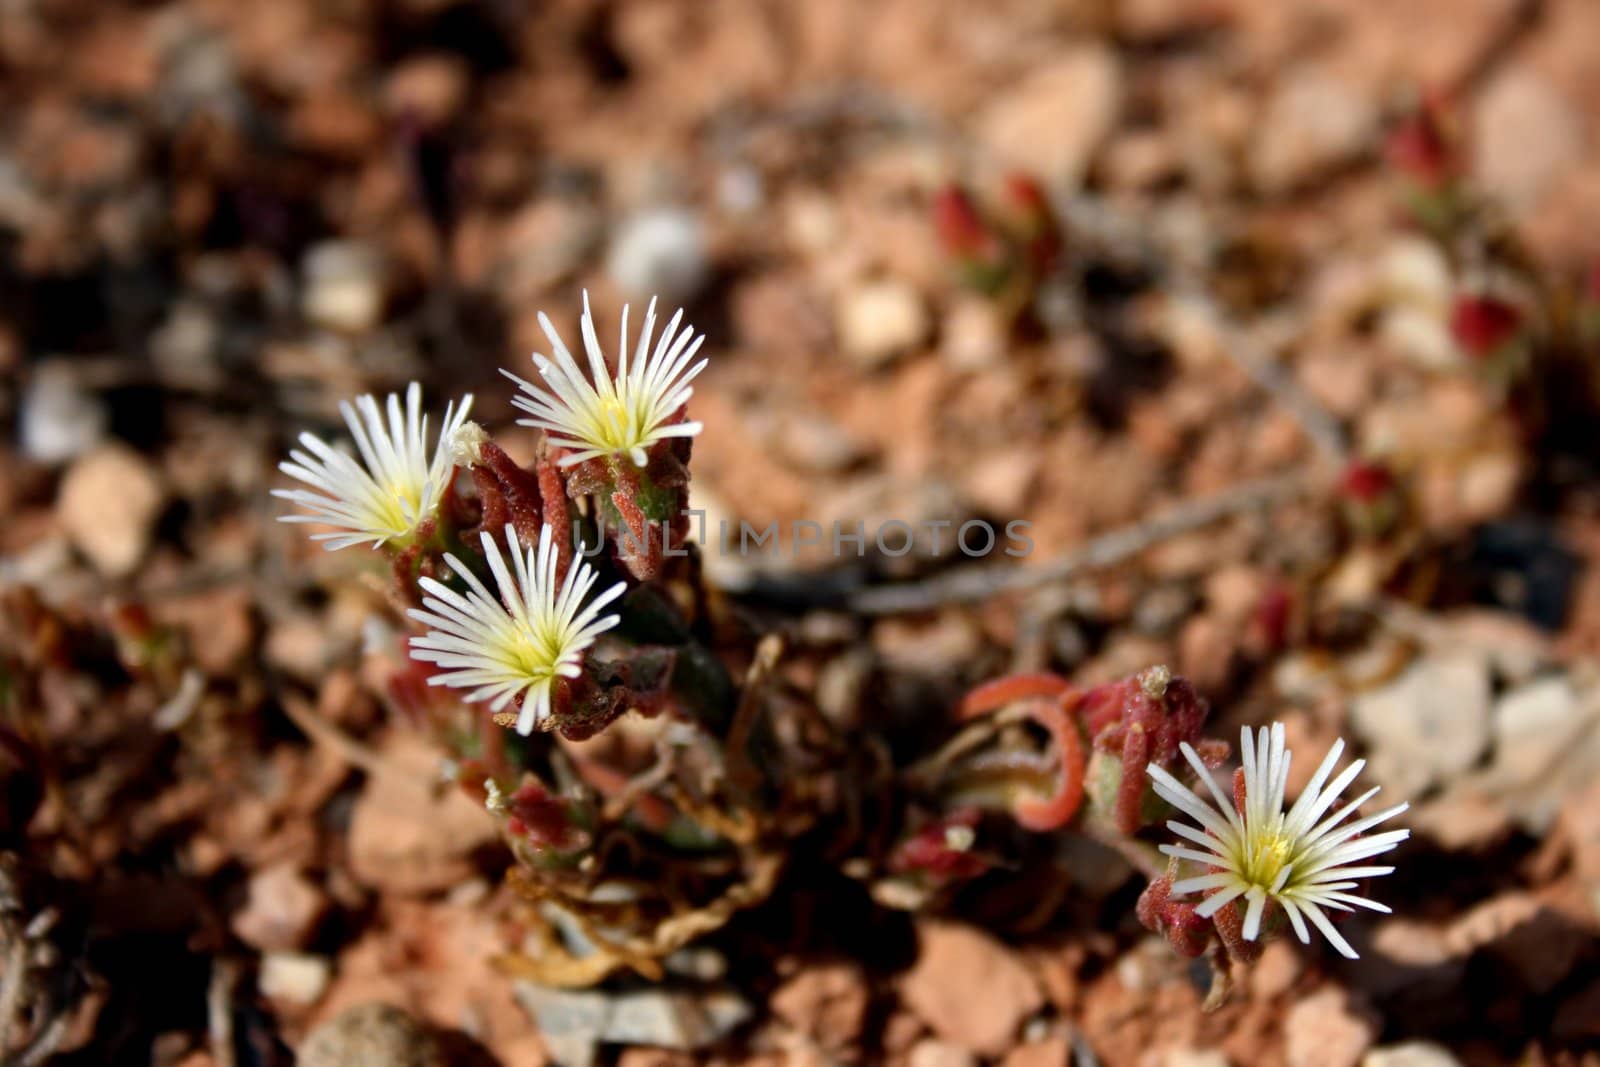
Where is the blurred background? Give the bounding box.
[5,0,1600,1064]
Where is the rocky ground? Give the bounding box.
[4,0,1600,1064]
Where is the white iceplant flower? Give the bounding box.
[275,383,471,551]
[1147,723,1409,959]
[505,290,706,467]
[407,523,626,735]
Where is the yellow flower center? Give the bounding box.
[504,624,570,683]
[376,480,425,535]
[590,394,637,451]
[1242,828,1293,888]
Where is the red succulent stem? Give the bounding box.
[390,522,431,607]
[536,453,572,580]
[505,781,586,849]
[1339,459,1395,505]
[958,672,1072,719]
[467,464,510,539]
[572,757,676,832]
[1137,868,1212,958]
[1450,294,1522,359]
[1112,720,1153,834]
[1210,898,1262,964]
[1013,691,1088,831]
[610,460,662,581]
[1385,100,1458,190]
[478,439,547,545]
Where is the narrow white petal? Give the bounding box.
[1278,897,1312,944]
[1300,901,1360,958]
[1195,882,1248,918]
[1148,763,1240,842]
[1171,872,1243,895]
[1242,886,1268,941]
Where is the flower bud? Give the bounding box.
[888,809,991,887]
[932,184,1010,294]
[1081,667,1222,834]
[1450,292,1530,387]
[1338,458,1402,538]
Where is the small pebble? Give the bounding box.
[302,240,387,334]
[56,444,165,577]
[21,365,107,464]
[258,952,331,1006]
[838,279,929,370]
[606,206,708,305]
[298,1002,440,1067]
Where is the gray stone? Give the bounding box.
[258,952,331,1006]
[773,411,870,474]
[1362,1042,1463,1067]
[1285,989,1376,1067]
[57,444,166,577]
[1489,677,1583,779]
[978,47,1124,188]
[513,984,608,1067]
[1472,69,1583,211]
[1165,1050,1231,1067]
[837,280,929,369]
[1473,675,1600,831]
[21,365,107,464]
[603,989,750,1048]
[302,240,387,333]
[1251,70,1378,194]
[299,1003,440,1067]
[909,1039,978,1067]
[605,206,708,306]
[1350,654,1492,802]
[514,983,750,1066]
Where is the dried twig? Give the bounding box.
[277,693,393,780]
[0,860,68,1067]
[0,917,28,1060]
[206,958,238,1067]
[1197,302,1350,463]
[848,474,1309,615]
[724,634,784,796]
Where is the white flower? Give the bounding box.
[275,383,471,551]
[505,290,706,467]
[1147,724,1409,959]
[407,523,626,735]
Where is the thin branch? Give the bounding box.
[0,917,28,1059]
[1209,308,1350,463]
[848,474,1308,615]
[1162,286,1349,463]
[725,634,784,796]
[207,958,238,1067]
[278,693,392,779]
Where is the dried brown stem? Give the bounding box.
[278,693,393,779]
[207,958,238,1067]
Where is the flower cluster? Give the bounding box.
[275,292,706,737]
